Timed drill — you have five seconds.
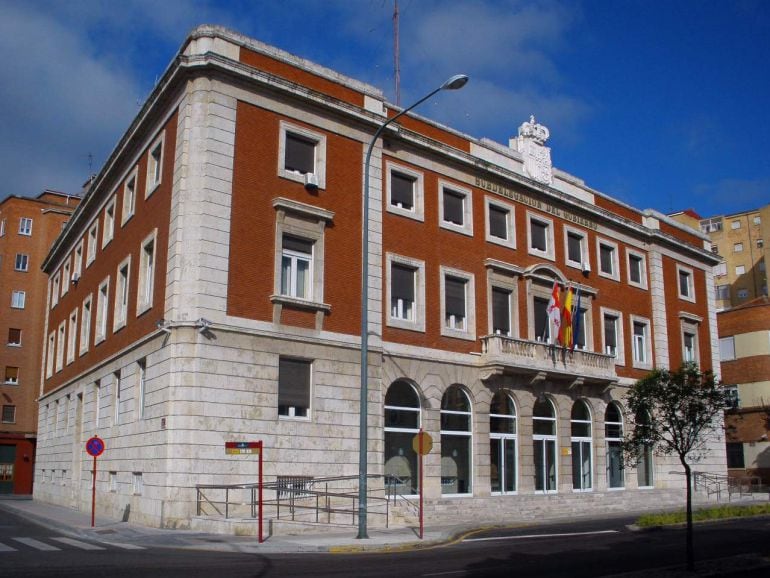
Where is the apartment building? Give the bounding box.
[34,26,725,530]
[719,297,770,484]
[0,191,78,494]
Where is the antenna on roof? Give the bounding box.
[394,0,400,106]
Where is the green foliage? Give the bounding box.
[636,503,770,527]
[623,363,726,466]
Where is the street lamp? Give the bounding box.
[358,74,469,539]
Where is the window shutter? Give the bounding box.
[604,316,617,348]
[492,288,510,333]
[489,206,508,239]
[391,172,415,208]
[283,235,313,255]
[391,265,415,301]
[445,277,466,318]
[279,358,310,410]
[285,134,315,174]
[443,190,464,225]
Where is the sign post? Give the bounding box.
[412,430,432,540]
[85,436,105,528]
[225,441,263,543]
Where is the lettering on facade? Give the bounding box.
[475,177,598,231]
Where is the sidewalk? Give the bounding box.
[0,496,463,554]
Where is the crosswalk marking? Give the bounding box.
[108,542,146,550]
[51,537,105,550]
[12,537,61,551]
[0,542,17,552]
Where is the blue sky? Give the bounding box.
[1,0,768,219]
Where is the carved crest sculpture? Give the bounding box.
[515,115,553,185]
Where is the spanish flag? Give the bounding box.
[560,287,574,348]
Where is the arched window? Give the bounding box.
[384,381,421,495]
[490,392,517,494]
[441,386,472,495]
[636,410,654,488]
[605,403,624,489]
[532,397,557,493]
[571,400,593,491]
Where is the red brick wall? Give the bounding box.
[718,301,770,337]
[43,113,177,395]
[722,356,770,385]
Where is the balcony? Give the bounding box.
[479,335,617,385]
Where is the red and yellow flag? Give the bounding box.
[560,287,574,347]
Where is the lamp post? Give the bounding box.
[358,74,469,539]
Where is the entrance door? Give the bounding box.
[0,445,16,494]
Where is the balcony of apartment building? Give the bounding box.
[478,334,617,386]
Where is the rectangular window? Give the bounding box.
[284,133,315,175]
[735,265,746,276]
[603,313,619,357]
[56,322,65,372]
[627,252,647,288]
[439,182,473,235]
[80,295,92,355]
[485,197,515,249]
[87,222,99,266]
[278,122,326,188]
[278,357,311,418]
[390,264,416,321]
[11,290,25,309]
[386,162,424,221]
[683,331,697,363]
[102,196,116,247]
[109,471,117,492]
[534,296,549,341]
[492,287,512,336]
[726,443,745,469]
[113,370,121,425]
[599,242,617,278]
[19,218,32,236]
[137,231,157,314]
[734,242,743,253]
[146,133,164,197]
[0,219,5,236]
[731,220,741,230]
[391,172,416,211]
[566,232,584,265]
[489,206,508,239]
[753,215,761,225]
[51,272,61,308]
[1,405,16,423]
[95,277,110,343]
[114,257,131,331]
[677,266,694,301]
[62,261,71,297]
[138,359,146,420]
[632,319,650,367]
[445,276,467,331]
[94,380,101,428]
[716,284,730,300]
[132,472,143,495]
[715,262,727,277]
[14,254,29,271]
[73,241,83,280]
[66,309,78,365]
[530,219,548,252]
[46,332,55,378]
[281,235,313,300]
[122,170,137,225]
[4,366,19,385]
[7,328,21,346]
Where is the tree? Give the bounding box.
[623,363,726,572]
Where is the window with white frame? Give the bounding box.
[7,328,21,346]
[384,380,422,495]
[19,217,32,236]
[122,169,137,225]
[441,385,473,495]
[55,321,65,372]
[605,403,625,489]
[601,309,625,365]
[533,295,551,342]
[386,162,424,221]
[46,332,55,378]
[86,221,98,266]
[439,181,473,236]
[487,264,519,338]
[93,380,101,428]
[527,212,555,260]
[132,472,143,495]
[597,239,619,280]
[683,329,698,363]
[51,272,61,308]
[137,359,147,420]
[278,357,311,418]
[80,294,92,355]
[734,242,743,253]
[533,397,558,493]
[61,260,71,297]
[137,230,157,314]
[631,316,652,369]
[11,290,25,309]
[441,267,475,340]
[626,251,647,289]
[66,309,77,365]
[113,370,121,425]
[714,262,727,277]
[564,227,588,270]
[716,284,730,300]
[145,132,165,197]
[731,219,741,230]
[113,256,131,331]
[719,336,735,361]
[485,197,515,249]
[491,287,513,336]
[735,265,746,276]
[102,195,116,247]
[73,240,83,280]
[4,366,19,385]
[0,219,5,236]
[387,254,425,332]
[490,391,517,494]
[95,277,110,344]
[677,265,695,302]
[280,235,313,300]
[278,121,326,188]
[14,253,29,272]
[571,400,593,491]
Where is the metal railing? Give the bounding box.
[690,471,765,501]
[196,474,392,527]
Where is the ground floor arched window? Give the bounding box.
[571,399,593,491]
[384,380,421,495]
[490,391,517,494]
[441,385,472,495]
[533,396,557,493]
[636,410,654,488]
[605,402,625,489]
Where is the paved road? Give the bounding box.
[2,507,769,577]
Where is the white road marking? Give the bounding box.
[12,537,61,551]
[0,541,18,552]
[422,571,466,577]
[107,542,146,550]
[463,529,619,543]
[51,537,106,550]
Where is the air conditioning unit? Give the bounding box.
[71,273,80,285]
[304,173,319,190]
